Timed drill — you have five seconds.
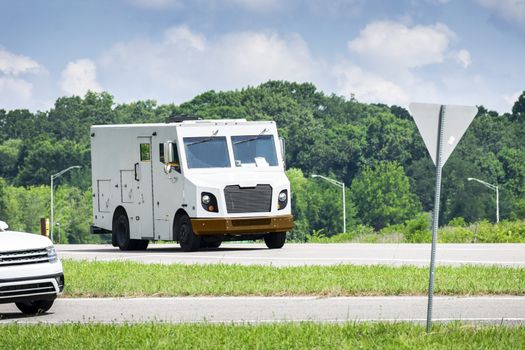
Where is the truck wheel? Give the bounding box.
[264,232,286,249]
[176,215,200,252]
[202,239,222,249]
[133,240,149,250]
[113,212,132,251]
[15,299,54,314]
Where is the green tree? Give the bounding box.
[0,139,22,179]
[350,162,421,230]
[511,91,525,122]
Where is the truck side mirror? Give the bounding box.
[163,141,181,173]
[279,137,286,169]
[164,141,175,163]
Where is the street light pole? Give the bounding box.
[467,177,499,223]
[311,174,346,233]
[50,166,81,242]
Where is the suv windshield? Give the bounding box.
[232,135,278,167]
[183,136,230,169]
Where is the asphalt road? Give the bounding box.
[56,243,525,266]
[1,296,524,324]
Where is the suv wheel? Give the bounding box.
[15,299,54,314]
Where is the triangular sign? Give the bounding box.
[409,103,477,167]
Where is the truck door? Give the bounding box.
[137,136,155,239]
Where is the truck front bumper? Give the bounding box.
[191,215,294,236]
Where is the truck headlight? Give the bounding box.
[46,246,58,263]
[278,190,288,210]
[201,192,218,212]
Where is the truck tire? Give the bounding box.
[264,232,286,249]
[15,299,54,314]
[112,212,149,251]
[202,239,222,249]
[176,215,200,252]
[113,212,133,250]
[133,239,149,250]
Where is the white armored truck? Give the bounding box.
[90,118,294,251]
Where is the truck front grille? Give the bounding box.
[224,185,272,213]
[0,282,56,299]
[0,249,49,267]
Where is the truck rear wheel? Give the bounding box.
[176,215,200,252]
[113,212,132,250]
[112,211,149,251]
[264,232,286,249]
[15,299,54,314]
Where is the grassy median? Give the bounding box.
[1,322,524,349]
[62,260,525,297]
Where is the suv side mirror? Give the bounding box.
[0,221,8,232]
[279,137,286,169]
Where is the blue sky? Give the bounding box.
[0,0,524,112]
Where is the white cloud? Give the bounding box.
[455,49,472,68]
[334,63,409,105]
[475,0,525,28]
[164,26,206,51]
[99,26,324,103]
[0,48,51,110]
[348,21,455,69]
[0,47,41,76]
[59,59,102,96]
[96,24,457,110]
[0,77,33,109]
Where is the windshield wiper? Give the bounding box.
[233,128,268,145]
[187,137,212,146]
[188,130,220,146]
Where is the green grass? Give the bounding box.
[305,218,525,244]
[1,322,524,349]
[62,260,525,297]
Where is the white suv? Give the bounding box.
[0,220,64,314]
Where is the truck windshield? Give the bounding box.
[183,137,231,169]
[231,135,278,167]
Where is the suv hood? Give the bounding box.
[0,231,53,253]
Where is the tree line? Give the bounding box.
[0,81,524,242]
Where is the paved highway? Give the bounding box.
[56,243,525,266]
[1,296,524,324]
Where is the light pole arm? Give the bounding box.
[52,165,82,180]
[468,177,497,191]
[311,174,346,233]
[50,165,81,243]
[311,174,344,188]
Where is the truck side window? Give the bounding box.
[140,143,151,161]
[159,144,164,163]
[172,143,180,167]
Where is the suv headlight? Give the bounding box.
[46,246,58,263]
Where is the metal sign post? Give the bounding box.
[409,103,477,333]
[426,105,444,333]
